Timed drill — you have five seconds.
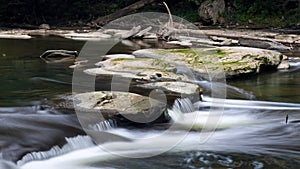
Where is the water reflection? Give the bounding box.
[229,67,300,103]
[0,37,84,106]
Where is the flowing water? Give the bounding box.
[0,37,299,169]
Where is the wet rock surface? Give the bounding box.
[133,47,284,78]
[74,91,168,124]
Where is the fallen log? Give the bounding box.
[173,28,300,45]
[120,26,141,39]
[168,28,298,51]
[92,0,158,26]
[238,39,291,51]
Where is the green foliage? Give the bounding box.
[167,0,200,22]
[172,7,199,22]
[0,0,298,28]
[0,0,138,26]
[227,0,300,27]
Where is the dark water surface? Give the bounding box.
[229,68,300,103]
[0,37,299,169]
[0,36,84,106]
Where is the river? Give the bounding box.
[0,36,299,169]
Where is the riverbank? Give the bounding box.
[1,26,298,80]
[1,26,299,48]
[1,26,300,37]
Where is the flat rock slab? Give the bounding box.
[0,34,32,39]
[216,47,283,77]
[133,47,284,79]
[85,56,202,102]
[85,57,187,81]
[137,81,201,97]
[74,91,167,123]
[62,32,111,41]
[101,54,135,60]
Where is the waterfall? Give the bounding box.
[89,119,117,131]
[17,119,119,166]
[168,97,262,130]
[168,98,196,123]
[173,98,195,113]
[17,135,95,166]
[12,98,300,169]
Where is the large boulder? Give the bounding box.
[85,56,202,104]
[198,0,225,24]
[132,47,284,79]
[74,91,169,124]
[215,47,283,77]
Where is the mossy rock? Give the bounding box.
[132,47,283,79]
[84,55,203,105]
[85,57,188,81]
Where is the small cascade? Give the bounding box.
[18,119,118,166]
[173,98,195,113]
[89,119,117,131]
[168,97,260,130]
[199,96,300,110]
[17,135,95,166]
[168,98,196,122]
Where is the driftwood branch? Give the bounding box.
[157,1,175,40]
[163,1,173,27]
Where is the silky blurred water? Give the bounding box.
[0,37,299,169]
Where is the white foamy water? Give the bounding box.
[9,98,299,169]
[199,96,300,110]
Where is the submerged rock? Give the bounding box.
[39,24,50,30]
[40,50,78,63]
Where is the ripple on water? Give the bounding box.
[182,151,300,169]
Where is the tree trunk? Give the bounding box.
[92,0,158,26]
